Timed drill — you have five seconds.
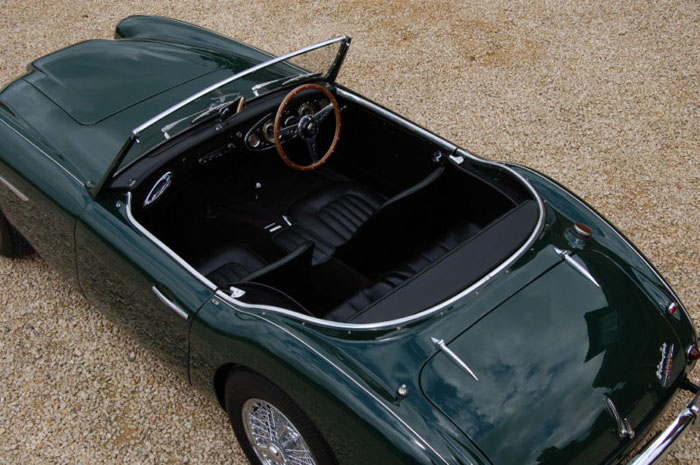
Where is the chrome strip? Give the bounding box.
[335,88,457,153]
[628,393,698,465]
[132,36,350,136]
[0,119,85,187]
[0,174,28,201]
[555,248,600,287]
[152,285,189,320]
[143,171,172,207]
[431,337,479,381]
[217,290,450,465]
[125,100,545,329]
[512,164,697,340]
[216,96,546,330]
[124,193,216,291]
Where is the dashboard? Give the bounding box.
[242,93,332,151]
[112,83,340,207]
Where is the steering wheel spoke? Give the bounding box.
[313,103,334,123]
[304,136,321,164]
[274,83,341,171]
[279,124,298,139]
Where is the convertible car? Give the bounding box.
[0,16,697,465]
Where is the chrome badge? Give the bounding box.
[655,342,675,387]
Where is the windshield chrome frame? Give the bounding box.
[131,36,351,137]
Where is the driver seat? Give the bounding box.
[273,182,386,264]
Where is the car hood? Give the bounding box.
[0,37,271,188]
[24,39,263,125]
[420,249,686,465]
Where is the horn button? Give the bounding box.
[298,115,318,138]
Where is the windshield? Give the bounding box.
[110,36,349,178]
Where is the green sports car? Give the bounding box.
[0,15,697,465]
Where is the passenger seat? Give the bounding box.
[194,244,267,287]
[274,182,386,265]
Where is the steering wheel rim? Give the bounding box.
[274,83,341,171]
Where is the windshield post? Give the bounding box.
[326,37,351,82]
[93,134,137,197]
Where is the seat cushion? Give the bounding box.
[326,221,480,322]
[287,182,385,249]
[388,222,481,280]
[194,244,267,287]
[273,224,335,265]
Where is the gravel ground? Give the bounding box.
[0,1,698,464]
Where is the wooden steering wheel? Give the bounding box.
[274,83,341,171]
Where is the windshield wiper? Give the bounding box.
[160,94,241,139]
[190,98,239,124]
[251,72,322,96]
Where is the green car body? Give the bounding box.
[0,16,696,465]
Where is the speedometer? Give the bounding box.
[298,102,315,117]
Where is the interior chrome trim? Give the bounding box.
[448,154,464,165]
[132,36,351,136]
[124,192,216,291]
[143,171,172,207]
[217,290,450,465]
[152,285,189,320]
[0,119,85,187]
[0,174,29,201]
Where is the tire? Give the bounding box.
[0,209,31,258]
[225,370,336,465]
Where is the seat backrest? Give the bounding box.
[335,167,445,277]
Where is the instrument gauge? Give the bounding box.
[298,102,315,117]
[262,120,275,143]
[247,132,261,149]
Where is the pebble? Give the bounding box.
[0,2,698,464]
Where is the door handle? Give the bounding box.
[152,285,189,320]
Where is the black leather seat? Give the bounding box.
[274,182,386,265]
[326,221,480,322]
[194,244,267,287]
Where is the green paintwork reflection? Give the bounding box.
[29,40,227,124]
[190,299,478,465]
[510,164,696,347]
[0,114,90,287]
[421,251,684,465]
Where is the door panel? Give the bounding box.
[75,195,213,378]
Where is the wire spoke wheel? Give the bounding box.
[242,398,317,465]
